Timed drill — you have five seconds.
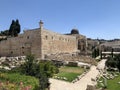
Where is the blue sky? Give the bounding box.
[0,0,120,39]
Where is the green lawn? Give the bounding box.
[54,66,85,82]
[0,72,39,90]
[106,74,120,90]
[97,73,120,90]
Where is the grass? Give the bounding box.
[97,73,120,90]
[106,74,120,90]
[0,72,39,90]
[54,66,85,82]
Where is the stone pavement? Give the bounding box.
[49,59,106,90]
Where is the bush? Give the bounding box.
[106,54,120,71]
[20,54,59,90]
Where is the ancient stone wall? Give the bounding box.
[0,29,42,58]
[70,33,87,54]
[0,21,80,59]
[41,29,77,59]
[0,28,77,59]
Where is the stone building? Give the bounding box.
[70,28,87,54]
[99,40,120,52]
[0,21,82,59]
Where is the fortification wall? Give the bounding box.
[0,29,42,58]
[41,29,77,58]
[0,27,78,59]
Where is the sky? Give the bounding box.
[0,0,120,40]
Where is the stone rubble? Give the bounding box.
[0,56,26,70]
[45,53,97,65]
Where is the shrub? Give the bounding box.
[106,54,120,71]
[20,54,59,90]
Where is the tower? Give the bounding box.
[39,20,44,30]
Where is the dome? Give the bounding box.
[71,28,79,34]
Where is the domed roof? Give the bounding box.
[71,28,79,34]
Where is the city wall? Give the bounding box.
[41,29,77,59]
[0,29,42,58]
[0,25,78,59]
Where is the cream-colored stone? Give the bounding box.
[0,21,84,59]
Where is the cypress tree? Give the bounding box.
[15,19,21,33]
[100,50,102,59]
[9,20,16,36]
[9,19,21,37]
[92,49,97,58]
[111,48,114,58]
[96,48,99,57]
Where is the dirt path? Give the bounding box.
[49,59,106,90]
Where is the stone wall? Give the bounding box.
[0,29,42,58]
[0,21,78,59]
[70,33,87,54]
[41,29,77,59]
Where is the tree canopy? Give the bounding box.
[0,19,21,37]
[92,48,100,58]
[20,54,59,90]
[106,54,120,71]
[9,19,21,37]
[0,30,9,36]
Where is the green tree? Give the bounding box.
[20,55,58,90]
[40,61,59,77]
[92,48,100,58]
[111,48,114,58]
[9,19,21,37]
[0,30,9,36]
[9,20,15,36]
[20,54,35,76]
[92,49,96,58]
[113,54,120,71]
[15,19,21,34]
[106,57,117,68]
[96,48,100,57]
[100,50,102,59]
[106,54,120,71]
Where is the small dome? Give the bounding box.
[71,28,79,34]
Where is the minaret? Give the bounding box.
[39,20,44,30]
[39,20,44,59]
